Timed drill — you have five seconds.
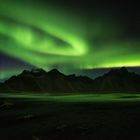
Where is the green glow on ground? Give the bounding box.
[1,93,140,102]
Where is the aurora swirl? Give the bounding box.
[0,0,140,80]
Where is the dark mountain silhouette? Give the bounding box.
[0,67,140,94]
[0,68,93,93]
[93,67,140,93]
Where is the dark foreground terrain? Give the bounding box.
[1,94,140,140]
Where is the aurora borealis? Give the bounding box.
[0,0,140,80]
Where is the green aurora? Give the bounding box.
[0,0,140,80]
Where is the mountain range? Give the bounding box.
[0,67,140,94]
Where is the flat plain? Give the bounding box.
[0,93,140,140]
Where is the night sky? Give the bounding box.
[0,0,140,81]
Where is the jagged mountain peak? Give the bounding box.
[107,67,129,76]
[20,68,46,77]
[0,67,140,93]
[47,69,64,76]
[120,67,128,72]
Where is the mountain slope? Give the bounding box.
[93,67,140,92]
[0,69,93,93]
[0,67,140,93]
